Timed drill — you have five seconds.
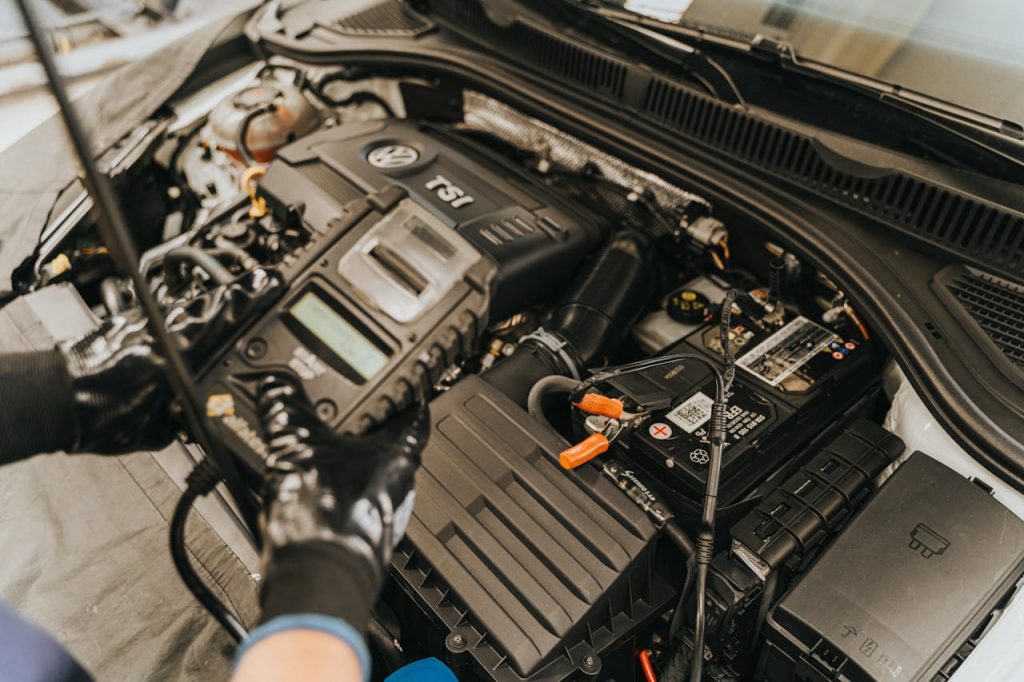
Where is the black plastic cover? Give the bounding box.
[391,376,672,680]
[731,421,905,573]
[762,453,1024,682]
[258,119,606,319]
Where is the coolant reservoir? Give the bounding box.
[209,78,320,164]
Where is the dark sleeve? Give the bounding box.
[0,601,92,682]
[0,348,77,464]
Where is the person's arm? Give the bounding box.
[0,268,282,462]
[0,348,78,463]
[232,374,429,682]
[233,630,361,682]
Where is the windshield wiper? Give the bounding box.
[750,36,1024,162]
[587,4,1024,170]
[582,10,746,105]
[518,0,745,104]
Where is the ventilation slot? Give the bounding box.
[942,267,1024,370]
[332,0,432,37]
[512,23,627,99]
[638,75,1024,276]
[296,162,361,206]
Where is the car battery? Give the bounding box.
[599,311,879,508]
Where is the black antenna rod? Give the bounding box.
[15,0,261,536]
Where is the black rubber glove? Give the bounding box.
[60,308,173,454]
[55,268,283,456]
[254,373,430,631]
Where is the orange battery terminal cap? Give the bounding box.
[559,433,610,470]
[576,393,624,419]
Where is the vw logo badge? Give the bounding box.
[367,144,419,169]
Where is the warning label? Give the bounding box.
[666,391,715,433]
[737,316,837,387]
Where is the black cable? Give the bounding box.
[720,289,738,392]
[750,571,779,654]
[689,293,737,682]
[311,72,397,117]
[236,102,277,167]
[366,618,406,673]
[664,520,697,642]
[164,246,235,291]
[170,459,249,643]
[14,0,262,536]
[571,352,726,406]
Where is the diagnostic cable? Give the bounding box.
[16,0,258,640]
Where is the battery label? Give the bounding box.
[737,316,837,387]
[666,391,715,433]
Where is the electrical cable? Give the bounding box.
[367,618,406,673]
[14,0,262,536]
[311,72,397,117]
[163,246,235,291]
[639,648,658,682]
[664,520,697,641]
[566,290,738,681]
[688,290,738,682]
[527,375,582,420]
[170,459,249,643]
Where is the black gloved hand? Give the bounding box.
[57,268,283,455]
[254,373,430,631]
[60,308,173,454]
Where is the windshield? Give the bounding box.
[616,0,1024,124]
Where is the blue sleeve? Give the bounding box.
[385,657,458,682]
[0,602,92,682]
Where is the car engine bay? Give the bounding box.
[19,60,1024,682]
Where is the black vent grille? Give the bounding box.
[333,0,432,37]
[510,23,627,99]
[941,267,1024,370]
[433,0,626,99]
[640,76,1024,274]
[296,161,362,205]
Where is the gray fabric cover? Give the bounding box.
[0,451,260,681]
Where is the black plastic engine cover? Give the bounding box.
[258,119,606,319]
[390,376,673,680]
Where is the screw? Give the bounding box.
[451,634,464,647]
[244,338,268,360]
[581,654,599,673]
[315,399,338,422]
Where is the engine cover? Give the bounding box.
[257,119,606,319]
[387,376,673,680]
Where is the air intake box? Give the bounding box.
[389,376,673,680]
[760,453,1024,682]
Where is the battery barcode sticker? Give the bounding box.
[736,316,837,387]
[666,391,715,434]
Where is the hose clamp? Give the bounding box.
[519,327,580,380]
